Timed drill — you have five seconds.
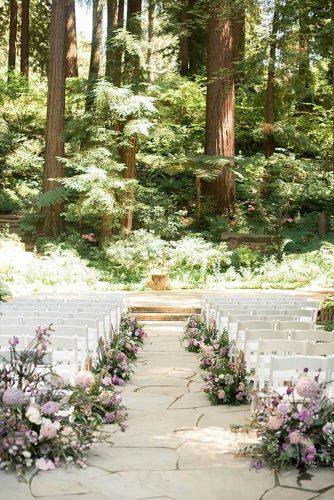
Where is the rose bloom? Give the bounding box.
[39,419,60,440]
[288,431,302,444]
[295,375,319,399]
[217,389,225,400]
[35,457,56,471]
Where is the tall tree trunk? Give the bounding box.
[8,0,18,74]
[203,1,236,214]
[233,1,245,87]
[86,0,104,109]
[112,0,124,86]
[297,0,313,109]
[105,0,118,81]
[119,137,137,232]
[20,0,30,78]
[43,0,67,236]
[124,0,142,86]
[179,0,189,76]
[66,0,78,77]
[264,0,279,159]
[147,0,154,82]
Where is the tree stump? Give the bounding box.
[148,274,169,291]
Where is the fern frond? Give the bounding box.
[37,187,68,208]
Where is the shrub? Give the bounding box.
[0,189,22,214]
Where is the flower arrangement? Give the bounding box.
[198,328,230,370]
[70,369,127,429]
[202,353,251,406]
[0,328,96,477]
[247,369,334,471]
[94,313,147,382]
[182,314,213,352]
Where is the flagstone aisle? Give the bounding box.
[2,319,334,499]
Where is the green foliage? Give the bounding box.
[0,189,22,214]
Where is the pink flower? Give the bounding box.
[247,205,256,212]
[75,370,95,388]
[42,401,60,415]
[105,412,115,424]
[35,458,56,471]
[288,431,302,444]
[267,416,283,430]
[81,233,96,242]
[8,336,20,346]
[217,389,225,400]
[39,419,60,440]
[295,374,320,399]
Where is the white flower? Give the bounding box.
[22,451,31,458]
[26,405,42,425]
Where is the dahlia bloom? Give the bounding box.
[2,387,25,407]
[75,370,95,388]
[295,373,320,399]
[42,401,60,415]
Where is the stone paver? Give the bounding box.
[2,317,334,499]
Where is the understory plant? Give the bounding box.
[247,369,334,471]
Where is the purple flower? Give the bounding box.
[2,387,25,407]
[42,401,60,415]
[111,375,123,386]
[105,412,115,424]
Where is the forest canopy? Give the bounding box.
[0,0,333,294]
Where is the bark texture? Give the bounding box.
[105,0,118,81]
[20,0,30,78]
[203,1,236,214]
[264,0,279,158]
[86,0,104,109]
[8,0,18,73]
[66,0,78,77]
[43,0,67,236]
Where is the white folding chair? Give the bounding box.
[307,342,334,356]
[235,320,275,345]
[256,339,309,389]
[243,329,290,370]
[62,317,100,353]
[291,330,334,343]
[21,317,62,327]
[0,316,23,325]
[268,355,329,394]
[266,315,297,322]
[50,325,89,356]
[276,320,315,331]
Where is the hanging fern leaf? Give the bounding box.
[37,187,69,208]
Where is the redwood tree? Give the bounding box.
[20,0,30,78]
[105,0,118,82]
[264,0,279,158]
[43,0,67,236]
[203,1,236,214]
[179,0,189,76]
[8,0,18,74]
[86,0,104,108]
[124,0,142,86]
[147,0,155,81]
[113,0,125,86]
[66,0,78,77]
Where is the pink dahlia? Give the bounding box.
[217,389,226,400]
[288,431,302,444]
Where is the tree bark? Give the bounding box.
[264,0,279,159]
[86,0,104,109]
[8,0,18,74]
[105,0,118,81]
[147,0,154,82]
[297,0,313,109]
[119,137,137,232]
[20,0,30,78]
[112,0,124,86]
[66,0,78,77]
[179,0,189,76]
[203,1,236,214]
[124,0,142,86]
[233,1,245,87]
[43,0,67,236]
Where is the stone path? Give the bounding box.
[2,319,334,499]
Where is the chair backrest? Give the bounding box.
[244,329,289,343]
[25,335,79,371]
[0,310,41,317]
[307,342,334,356]
[21,317,62,327]
[237,320,275,332]
[276,320,315,331]
[266,315,297,322]
[258,338,309,355]
[291,330,334,343]
[0,316,23,325]
[250,309,281,316]
[268,355,329,388]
